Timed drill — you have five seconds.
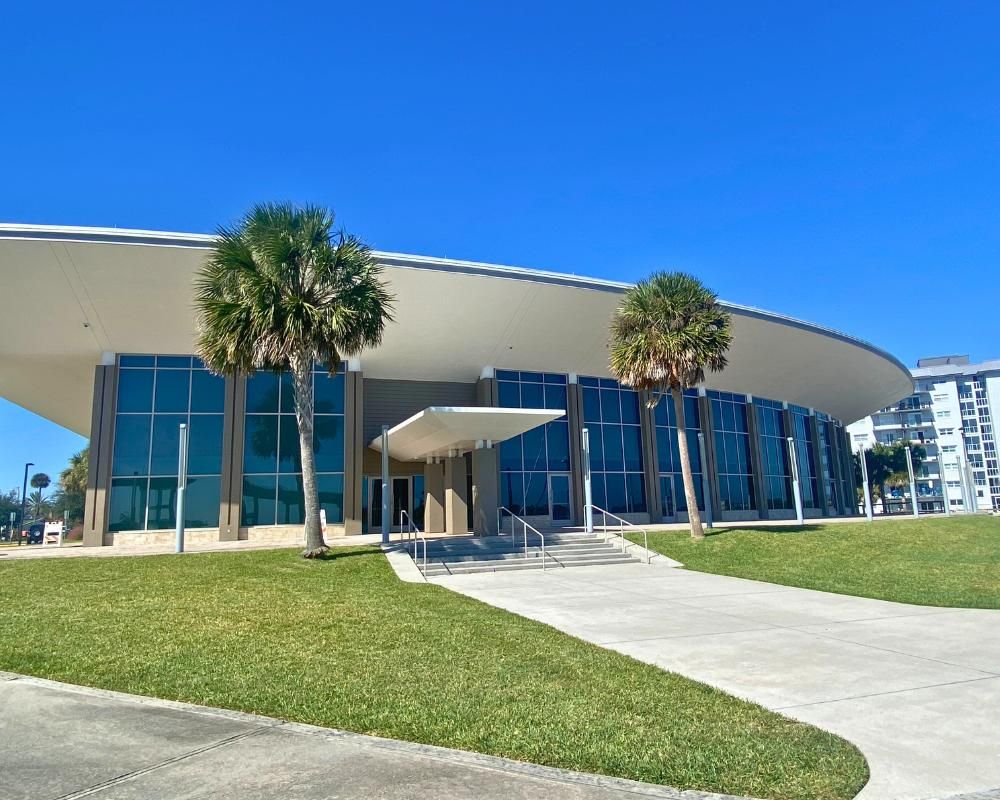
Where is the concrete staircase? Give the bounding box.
[405,531,640,577]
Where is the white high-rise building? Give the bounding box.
[848,355,1000,513]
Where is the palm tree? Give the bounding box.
[194,203,394,557]
[609,272,732,540]
[29,472,51,519]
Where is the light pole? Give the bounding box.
[19,462,33,545]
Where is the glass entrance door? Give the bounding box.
[548,474,572,523]
[660,475,675,520]
[366,477,412,532]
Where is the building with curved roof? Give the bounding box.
[0,224,912,545]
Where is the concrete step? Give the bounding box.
[413,545,627,565]
[423,551,639,576]
[405,541,618,560]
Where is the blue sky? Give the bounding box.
[1,1,998,490]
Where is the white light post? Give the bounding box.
[940,461,952,516]
[381,425,390,545]
[175,423,189,554]
[697,432,713,528]
[858,445,874,521]
[787,436,804,525]
[905,446,919,519]
[582,428,593,534]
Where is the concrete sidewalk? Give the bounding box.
[0,672,742,800]
[433,562,1000,800]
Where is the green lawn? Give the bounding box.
[0,548,865,800]
[639,516,1000,608]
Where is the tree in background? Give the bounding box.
[194,203,394,557]
[50,447,89,525]
[609,272,732,540]
[28,473,51,519]
[855,441,926,514]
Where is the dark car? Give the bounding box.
[26,522,44,545]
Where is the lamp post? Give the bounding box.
[19,462,33,545]
[905,446,919,518]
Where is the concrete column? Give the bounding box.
[476,373,497,407]
[423,460,445,533]
[640,391,662,521]
[444,455,468,534]
[698,393,723,520]
[217,374,246,541]
[809,414,831,516]
[566,379,586,525]
[342,370,365,534]
[745,398,769,519]
[472,446,499,535]
[83,364,118,547]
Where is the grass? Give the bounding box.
[0,547,866,800]
[639,516,1000,608]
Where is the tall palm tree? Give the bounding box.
[195,203,394,557]
[609,272,732,540]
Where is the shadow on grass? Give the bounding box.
[310,547,381,562]
[698,524,828,537]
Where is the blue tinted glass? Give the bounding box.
[108,478,147,531]
[154,369,190,413]
[623,426,643,472]
[119,355,155,368]
[498,381,520,409]
[277,475,305,524]
[546,421,570,471]
[656,427,671,473]
[156,355,192,369]
[587,423,604,471]
[579,376,600,387]
[495,370,519,382]
[605,473,627,514]
[146,477,177,529]
[687,430,702,473]
[521,426,546,471]
[625,472,647,513]
[684,396,700,427]
[520,372,544,383]
[246,372,280,413]
[524,472,547,516]
[314,372,345,414]
[241,475,276,526]
[544,385,567,414]
[185,476,220,527]
[543,373,567,384]
[599,378,619,389]
[317,473,344,524]
[280,372,295,413]
[620,391,641,424]
[582,388,601,422]
[520,382,543,409]
[500,472,524,515]
[149,414,185,476]
[278,415,302,473]
[191,370,225,413]
[603,425,624,472]
[314,414,345,472]
[499,438,522,471]
[243,415,278,474]
[112,415,151,476]
[117,369,154,413]
[600,390,621,423]
[188,414,223,475]
[654,397,669,427]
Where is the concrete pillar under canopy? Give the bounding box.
[444,455,468,534]
[472,447,498,536]
[423,461,445,534]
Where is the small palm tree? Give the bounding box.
[195,203,394,557]
[609,272,732,539]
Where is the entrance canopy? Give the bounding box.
[369,406,563,461]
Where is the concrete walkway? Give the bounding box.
[0,672,744,800]
[433,561,1000,800]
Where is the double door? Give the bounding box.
[366,476,417,532]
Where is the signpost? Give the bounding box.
[787,437,804,525]
[175,423,189,553]
[905,446,919,518]
[858,446,874,521]
[582,428,593,534]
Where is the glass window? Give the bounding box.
[710,392,756,512]
[277,475,305,524]
[497,370,573,518]
[242,475,276,526]
[244,415,279,474]
[186,476,222,528]
[653,390,703,517]
[583,378,646,514]
[755,400,791,511]
[314,414,345,473]
[110,356,226,531]
[790,406,819,508]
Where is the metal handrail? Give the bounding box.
[399,509,427,575]
[496,506,547,571]
[587,504,650,564]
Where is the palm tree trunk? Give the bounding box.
[290,354,328,558]
[673,388,705,540]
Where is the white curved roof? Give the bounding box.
[0,223,912,434]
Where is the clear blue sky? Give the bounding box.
[2,1,998,491]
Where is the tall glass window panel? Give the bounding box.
[653,390,703,515]
[496,371,571,518]
[110,356,224,531]
[790,405,819,508]
[755,399,792,511]
[240,364,345,526]
[580,377,646,514]
[710,391,756,513]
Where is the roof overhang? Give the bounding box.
[0,224,914,434]
[369,406,563,461]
